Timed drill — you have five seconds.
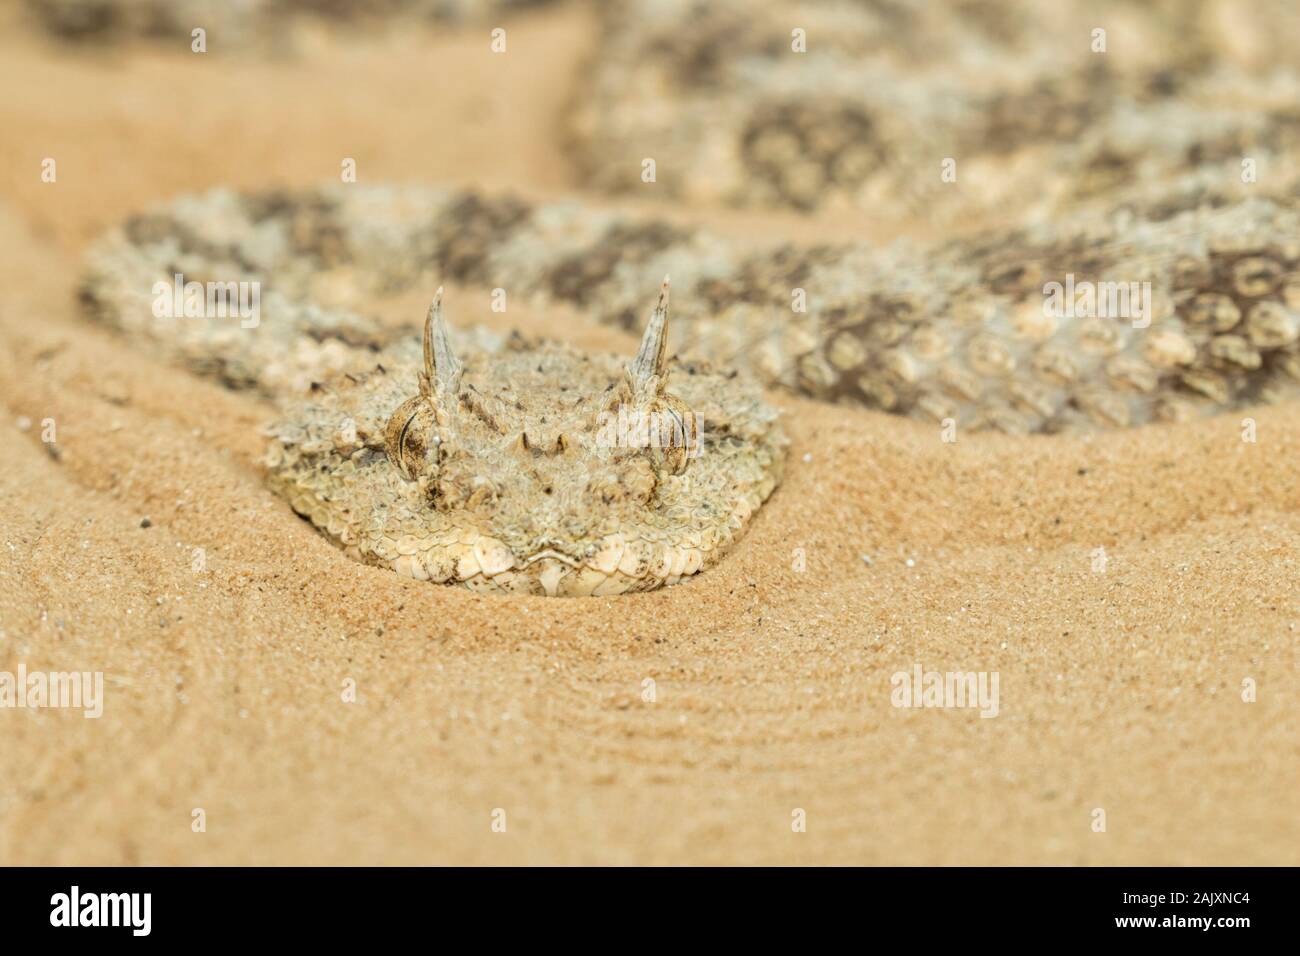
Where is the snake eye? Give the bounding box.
[648,392,697,477]
[384,395,440,481]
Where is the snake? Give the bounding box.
[49,0,1300,593]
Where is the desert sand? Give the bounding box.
[0,4,1296,865]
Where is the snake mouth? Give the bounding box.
[521,549,581,567]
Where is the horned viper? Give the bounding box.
[79,184,1300,595]
[56,0,1300,592]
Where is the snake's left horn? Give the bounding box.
[422,286,463,395]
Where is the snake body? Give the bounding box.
[86,185,1300,434]
[574,0,1300,219]
[55,0,1300,592]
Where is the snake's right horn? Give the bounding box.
[629,276,671,382]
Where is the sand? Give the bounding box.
[0,5,1296,866]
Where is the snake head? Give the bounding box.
[275,280,780,595]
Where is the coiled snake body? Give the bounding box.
[62,0,1300,593]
